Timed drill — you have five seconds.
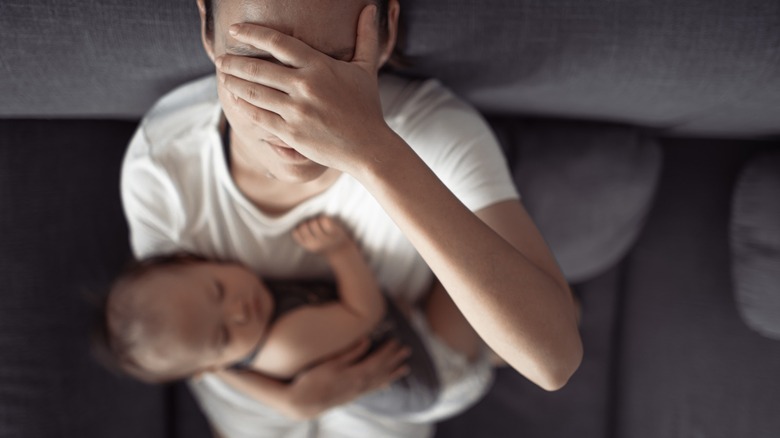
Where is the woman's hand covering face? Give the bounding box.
[215,5,398,174]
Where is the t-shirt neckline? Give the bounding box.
[208,107,348,228]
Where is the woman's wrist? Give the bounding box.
[350,128,417,187]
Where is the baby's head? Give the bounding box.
[96,253,274,383]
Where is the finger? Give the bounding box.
[231,93,286,135]
[312,216,330,237]
[364,347,412,390]
[333,337,371,365]
[384,344,412,371]
[292,227,305,245]
[318,216,335,235]
[217,55,294,94]
[376,364,411,390]
[353,339,404,369]
[229,23,315,68]
[294,221,315,247]
[352,4,380,70]
[220,73,288,115]
[305,218,319,240]
[390,365,412,381]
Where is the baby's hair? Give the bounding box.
[92,252,208,384]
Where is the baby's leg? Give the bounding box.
[423,282,484,363]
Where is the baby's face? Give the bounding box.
[128,261,274,378]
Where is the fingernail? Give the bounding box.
[229,24,239,36]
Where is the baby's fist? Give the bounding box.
[292,215,350,254]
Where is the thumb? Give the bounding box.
[352,4,380,70]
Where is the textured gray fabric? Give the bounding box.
[401,0,780,137]
[731,150,780,339]
[0,0,211,118]
[507,120,661,283]
[616,140,780,438]
[0,120,169,438]
[1,0,779,136]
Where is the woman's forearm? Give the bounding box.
[210,370,319,420]
[353,132,583,390]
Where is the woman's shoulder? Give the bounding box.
[133,75,222,157]
[380,73,487,129]
[379,73,456,120]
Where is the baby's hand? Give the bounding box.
[293,216,351,254]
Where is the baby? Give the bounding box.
[97,215,441,416]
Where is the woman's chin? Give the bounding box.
[272,162,330,183]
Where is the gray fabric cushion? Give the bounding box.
[506,120,661,283]
[0,120,168,437]
[401,0,780,137]
[1,0,779,136]
[731,150,780,339]
[616,140,780,438]
[0,0,211,118]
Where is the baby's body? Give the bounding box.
[107,216,395,381]
[233,215,387,380]
[104,216,481,416]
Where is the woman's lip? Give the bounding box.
[270,143,308,162]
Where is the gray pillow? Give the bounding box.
[510,121,662,283]
[730,150,780,340]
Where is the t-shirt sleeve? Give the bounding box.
[397,81,519,213]
[120,125,185,259]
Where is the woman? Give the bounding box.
[121,0,582,436]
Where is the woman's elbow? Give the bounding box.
[537,337,584,392]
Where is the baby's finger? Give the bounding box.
[317,216,335,236]
[310,215,330,237]
[305,218,320,239]
[291,227,305,244]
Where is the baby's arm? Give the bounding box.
[292,215,385,326]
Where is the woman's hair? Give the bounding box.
[91,252,208,384]
[204,0,408,68]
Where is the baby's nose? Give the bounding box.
[227,297,249,324]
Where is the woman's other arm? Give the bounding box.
[209,338,409,420]
[357,142,582,390]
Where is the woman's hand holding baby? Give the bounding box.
[210,338,409,420]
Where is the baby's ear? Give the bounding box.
[192,364,225,381]
[191,369,209,382]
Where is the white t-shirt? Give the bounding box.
[122,73,518,304]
